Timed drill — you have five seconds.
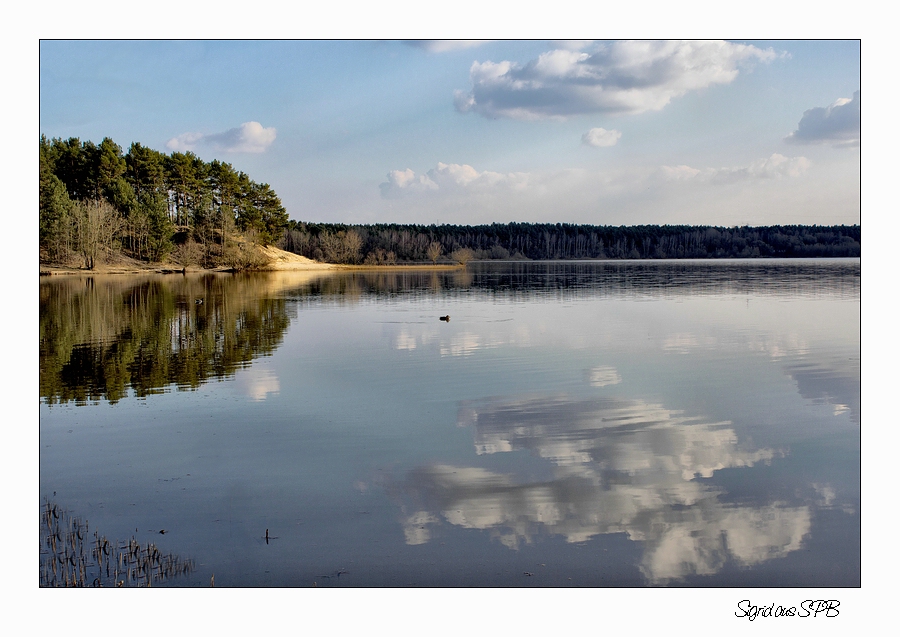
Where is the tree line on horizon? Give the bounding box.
[39,136,860,269]
[39,135,289,269]
[281,221,861,264]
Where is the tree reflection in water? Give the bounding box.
[39,269,478,405]
[40,273,294,404]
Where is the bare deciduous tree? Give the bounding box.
[450,248,475,265]
[426,241,443,264]
[74,199,123,269]
[320,230,363,264]
[343,230,363,264]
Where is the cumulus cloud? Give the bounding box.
[454,40,778,120]
[710,153,811,183]
[785,90,860,147]
[582,127,622,147]
[380,162,529,198]
[659,153,811,184]
[165,131,204,151]
[404,40,491,53]
[379,168,438,197]
[166,121,276,153]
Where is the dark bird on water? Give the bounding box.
[439,315,450,322]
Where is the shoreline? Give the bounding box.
[38,264,337,276]
[38,257,859,277]
[39,243,473,276]
[41,244,336,276]
[38,262,468,276]
[39,245,860,277]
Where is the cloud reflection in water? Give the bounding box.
[233,367,280,401]
[785,359,860,425]
[397,393,810,584]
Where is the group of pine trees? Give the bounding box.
[39,136,289,269]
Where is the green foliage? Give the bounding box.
[40,145,76,261]
[126,142,167,198]
[103,177,137,216]
[97,137,127,195]
[237,182,288,246]
[39,135,291,266]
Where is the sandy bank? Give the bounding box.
[40,245,338,276]
[40,245,466,276]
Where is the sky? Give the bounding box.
[38,39,860,227]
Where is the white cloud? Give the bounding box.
[660,153,811,184]
[380,162,529,198]
[785,90,860,147]
[710,153,811,183]
[166,121,276,153]
[165,131,204,151]
[659,165,702,181]
[404,40,491,53]
[455,40,778,120]
[582,127,622,147]
[379,168,438,198]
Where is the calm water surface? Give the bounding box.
[39,260,860,587]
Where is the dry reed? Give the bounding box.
[39,500,195,587]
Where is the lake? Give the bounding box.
[39,259,860,587]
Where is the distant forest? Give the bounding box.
[282,221,861,264]
[40,136,859,269]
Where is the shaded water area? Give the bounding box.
[39,260,860,587]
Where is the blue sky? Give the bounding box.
[39,39,860,227]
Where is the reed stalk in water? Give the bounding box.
[39,499,195,587]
